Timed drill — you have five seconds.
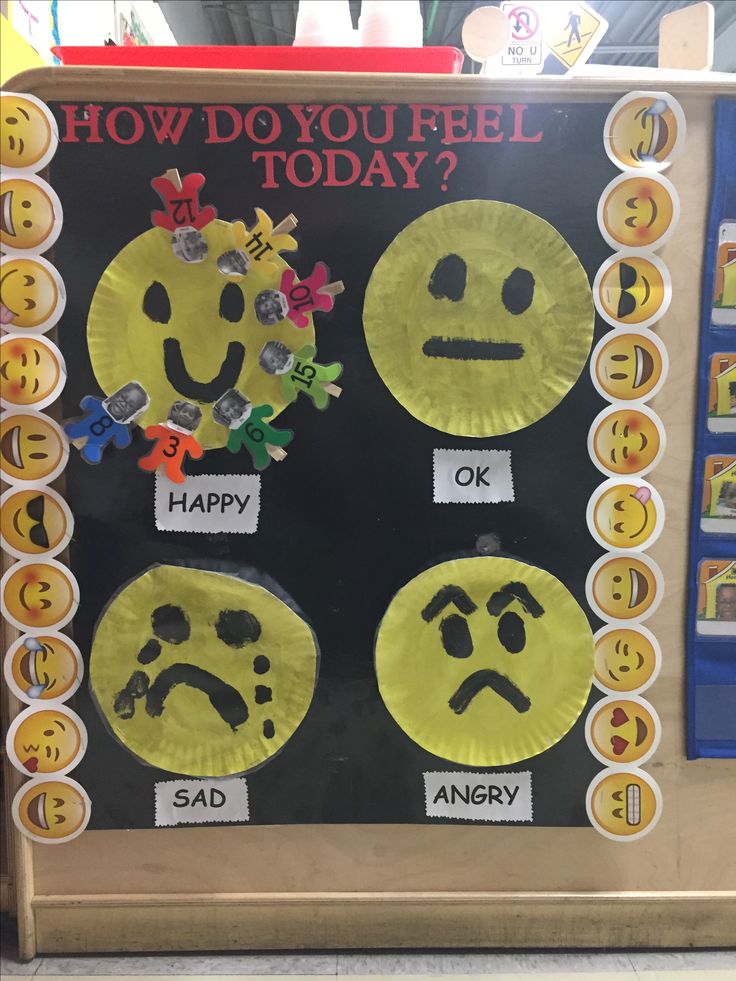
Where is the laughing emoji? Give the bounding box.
[4,632,83,703]
[12,776,91,844]
[0,412,69,483]
[604,92,685,171]
[591,331,667,403]
[0,175,62,254]
[586,552,664,623]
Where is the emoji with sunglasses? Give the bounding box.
[1,559,79,631]
[604,92,685,172]
[13,775,91,844]
[0,412,69,483]
[0,334,66,410]
[594,253,671,329]
[4,633,83,703]
[586,768,662,841]
[1,485,74,559]
[589,405,665,478]
[6,704,87,776]
[0,92,59,172]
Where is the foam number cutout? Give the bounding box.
[138,424,204,484]
[226,405,293,471]
[63,396,132,464]
[281,346,343,409]
[280,262,341,328]
[231,209,298,275]
[150,171,217,231]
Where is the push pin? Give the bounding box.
[63,381,149,465]
[138,400,204,484]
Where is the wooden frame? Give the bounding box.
[2,66,736,958]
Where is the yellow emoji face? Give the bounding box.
[588,480,664,551]
[591,331,667,403]
[598,173,678,251]
[589,406,664,478]
[0,93,58,171]
[586,768,662,840]
[586,695,660,765]
[4,632,83,703]
[375,556,594,767]
[594,253,671,328]
[88,221,314,450]
[0,412,68,482]
[363,200,594,436]
[604,92,684,171]
[0,255,65,331]
[593,625,660,694]
[0,485,74,559]
[586,552,663,623]
[7,705,86,776]
[0,176,62,253]
[0,334,66,409]
[1,559,79,631]
[12,776,91,843]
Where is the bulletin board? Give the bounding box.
[2,67,736,955]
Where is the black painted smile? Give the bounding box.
[423,336,524,361]
[163,338,245,402]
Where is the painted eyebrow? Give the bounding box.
[486,581,545,618]
[421,585,478,622]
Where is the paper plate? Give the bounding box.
[363,200,594,437]
[87,220,315,450]
[374,556,594,767]
[90,564,319,776]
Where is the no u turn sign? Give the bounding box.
[500,2,543,72]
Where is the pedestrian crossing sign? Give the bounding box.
[545,1,608,71]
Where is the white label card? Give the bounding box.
[433,449,514,504]
[155,473,260,533]
[154,777,249,827]
[424,771,532,822]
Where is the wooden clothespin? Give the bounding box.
[272,214,298,237]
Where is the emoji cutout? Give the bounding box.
[586,552,664,623]
[585,694,660,766]
[12,775,91,844]
[0,175,63,254]
[594,252,671,330]
[1,559,79,631]
[363,200,594,437]
[591,331,668,403]
[0,412,69,483]
[0,92,59,172]
[589,405,665,478]
[0,484,74,559]
[593,624,661,695]
[587,479,665,551]
[374,556,594,767]
[6,704,87,776]
[597,172,679,252]
[90,565,319,776]
[604,91,685,172]
[586,767,662,841]
[0,254,66,332]
[138,400,204,484]
[0,333,66,410]
[4,632,83,704]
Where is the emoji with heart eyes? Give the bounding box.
[4,633,83,703]
[1,559,79,631]
[586,768,662,840]
[375,556,594,766]
[0,255,65,331]
[0,485,74,559]
[594,253,671,329]
[7,705,87,776]
[0,412,69,483]
[363,200,594,437]
[589,405,664,478]
[587,552,664,623]
[0,334,66,410]
[12,776,91,844]
[586,695,660,765]
[0,92,58,172]
[593,625,660,695]
[588,480,664,551]
[598,173,678,251]
[0,175,62,253]
[591,331,667,403]
[604,92,684,171]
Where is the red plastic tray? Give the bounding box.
[52,45,464,74]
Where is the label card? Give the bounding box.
[433,449,514,504]
[154,777,249,827]
[155,473,260,533]
[424,770,532,822]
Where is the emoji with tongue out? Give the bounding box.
[12,776,91,844]
[588,480,664,551]
[6,705,87,776]
[586,695,660,766]
[0,255,65,332]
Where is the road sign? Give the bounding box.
[545,0,608,71]
[500,2,543,71]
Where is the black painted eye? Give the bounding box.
[137,638,162,664]
[502,267,535,315]
[216,609,261,648]
[143,281,171,324]
[151,604,190,644]
[219,282,245,322]
[440,613,473,658]
[497,611,525,653]
[428,254,466,302]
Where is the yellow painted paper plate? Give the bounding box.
[363,200,594,437]
[375,556,594,767]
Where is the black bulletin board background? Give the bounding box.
[49,99,620,828]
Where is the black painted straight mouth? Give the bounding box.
[423,336,524,361]
[163,338,245,402]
